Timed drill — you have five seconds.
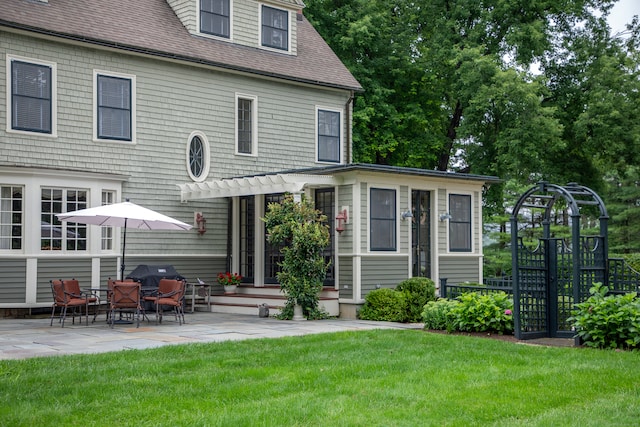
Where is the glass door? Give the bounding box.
[411,190,431,277]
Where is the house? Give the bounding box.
[0,0,499,318]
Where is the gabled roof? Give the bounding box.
[0,0,362,91]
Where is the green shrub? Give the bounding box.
[422,298,459,331]
[358,288,407,322]
[450,292,514,334]
[396,277,436,322]
[569,283,640,350]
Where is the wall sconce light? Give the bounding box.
[195,212,207,235]
[401,211,413,221]
[439,212,452,222]
[335,208,348,234]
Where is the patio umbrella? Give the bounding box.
[56,200,192,280]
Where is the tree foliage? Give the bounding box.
[305,0,640,252]
[304,0,640,251]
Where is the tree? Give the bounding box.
[262,194,330,319]
[305,0,640,224]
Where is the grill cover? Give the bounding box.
[126,264,185,288]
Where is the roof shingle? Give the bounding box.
[1,0,362,91]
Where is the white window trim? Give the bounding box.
[315,105,344,164]
[445,191,475,254]
[197,0,234,42]
[92,69,137,144]
[367,184,400,253]
[235,93,258,157]
[258,3,292,54]
[186,130,211,182]
[6,54,58,138]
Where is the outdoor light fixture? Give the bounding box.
[401,211,413,220]
[195,212,207,235]
[335,208,348,234]
[439,212,452,222]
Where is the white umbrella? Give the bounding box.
[57,200,192,280]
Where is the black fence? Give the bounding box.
[441,258,640,300]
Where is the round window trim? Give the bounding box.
[186,131,210,182]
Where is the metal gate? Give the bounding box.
[511,182,608,340]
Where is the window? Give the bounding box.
[449,194,471,252]
[95,72,134,141]
[200,0,230,38]
[41,188,87,251]
[261,5,288,50]
[370,188,396,251]
[101,191,115,251]
[0,186,22,250]
[236,94,257,155]
[9,58,54,134]
[317,109,341,163]
[186,131,210,182]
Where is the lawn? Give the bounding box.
[1,329,639,426]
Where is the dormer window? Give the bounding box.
[200,0,230,38]
[261,5,288,50]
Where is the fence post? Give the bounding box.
[440,278,448,299]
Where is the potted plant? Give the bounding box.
[217,272,242,294]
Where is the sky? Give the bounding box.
[608,0,640,34]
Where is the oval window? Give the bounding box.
[186,131,210,182]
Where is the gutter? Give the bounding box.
[0,20,364,93]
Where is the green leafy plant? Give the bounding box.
[422,298,459,332]
[358,288,407,322]
[450,292,514,334]
[263,194,330,320]
[395,277,436,322]
[569,283,640,350]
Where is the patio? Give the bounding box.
[0,312,422,360]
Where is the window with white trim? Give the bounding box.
[261,5,288,50]
[317,108,341,163]
[8,57,55,134]
[94,71,135,141]
[236,94,257,155]
[200,0,230,38]
[0,185,23,250]
[186,131,211,182]
[370,188,396,251]
[101,191,115,251]
[449,194,472,252]
[41,188,87,251]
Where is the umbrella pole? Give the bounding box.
[121,218,127,281]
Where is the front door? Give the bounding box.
[411,190,431,277]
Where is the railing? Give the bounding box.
[440,277,513,299]
[607,258,640,295]
[441,257,640,300]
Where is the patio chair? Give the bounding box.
[109,282,142,328]
[144,278,186,325]
[63,279,99,323]
[50,279,90,327]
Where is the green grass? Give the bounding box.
[1,330,639,426]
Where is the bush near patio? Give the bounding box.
[358,278,436,322]
[422,291,514,334]
[358,288,406,322]
[570,283,640,350]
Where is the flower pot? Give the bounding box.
[223,284,237,294]
[293,303,305,321]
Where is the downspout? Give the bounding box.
[345,91,354,163]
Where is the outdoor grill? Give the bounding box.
[126,264,185,288]
[126,265,185,311]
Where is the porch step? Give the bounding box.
[207,287,339,316]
